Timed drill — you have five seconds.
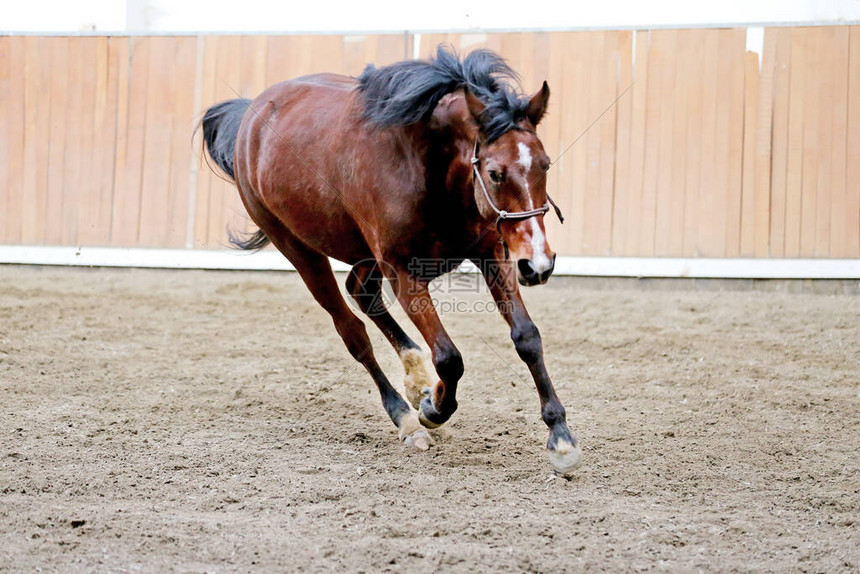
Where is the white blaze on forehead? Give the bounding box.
[516,142,533,172]
[515,140,551,274]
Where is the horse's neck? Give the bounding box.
[422,131,473,204]
[394,119,487,254]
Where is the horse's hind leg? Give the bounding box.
[346,261,434,410]
[260,224,431,450]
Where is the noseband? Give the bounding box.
[471,139,565,259]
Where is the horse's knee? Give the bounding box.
[432,345,463,383]
[511,321,542,364]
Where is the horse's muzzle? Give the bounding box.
[517,255,555,286]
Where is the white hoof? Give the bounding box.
[403,427,433,451]
[398,411,434,450]
[400,349,433,410]
[548,438,582,475]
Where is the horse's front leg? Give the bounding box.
[479,258,582,474]
[388,269,463,428]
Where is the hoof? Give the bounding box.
[400,349,433,410]
[418,410,443,429]
[403,427,433,451]
[548,437,582,475]
[418,392,449,429]
[398,411,433,450]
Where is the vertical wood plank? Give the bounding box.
[582,31,606,255]
[20,36,37,243]
[638,30,665,256]
[240,35,268,96]
[753,30,777,258]
[61,38,84,245]
[288,35,314,77]
[708,30,732,257]
[564,32,589,255]
[93,37,122,246]
[769,28,792,257]
[0,37,10,243]
[502,33,531,89]
[653,29,677,256]
[165,36,197,247]
[74,38,99,245]
[6,36,26,244]
[266,35,292,85]
[375,34,406,66]
[517,32,535,91]
[21,37,52,245]
[138,37,174,247]
[185,35,205,249]
[624,30,650,256]
[610,30,633,255]
[664,29,692,257]
[530,32,551,98]
[311,35,342,74]
[696,29,720,257]
[813,27,833,257]
[45,37,69,245]
[784,28,805,257]
[725,29,746,257]
[85,37,112,246]
[364,35,380,68]
[556,31,579,255]
[594,31,618,255]
[194,35,219,248]
[667,30,697,256]
[682,30,705,256]
[108,37,130,246]
[342,35,367,78]
[740,51,760,256]
[530,33,550,147]
[827,27,849,257]
[417,34,448,59]
[814,27,836,256]
[543,32,566,251]
[112,36,148,246]
[845,26,860,257]
[799,28,820,257]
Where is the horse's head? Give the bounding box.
[467,82,556,286]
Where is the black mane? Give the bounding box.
[357,46,530,142]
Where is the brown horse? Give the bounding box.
[200,47,581,473]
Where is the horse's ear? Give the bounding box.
[527,81,550,126]
[464,87,486,123]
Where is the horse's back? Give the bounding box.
[255,73,356,111]
[286,72,357,90]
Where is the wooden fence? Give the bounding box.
[0,28,858,258]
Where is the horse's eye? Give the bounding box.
[488,169,504,185]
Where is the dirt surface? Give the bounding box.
[1,265,858,573]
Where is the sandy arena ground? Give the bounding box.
[0,265,858,572]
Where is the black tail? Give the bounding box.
[200,98,250,181]
[200,98,272,251]
[227,228,271,251]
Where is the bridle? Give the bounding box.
[471,138,564,259]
